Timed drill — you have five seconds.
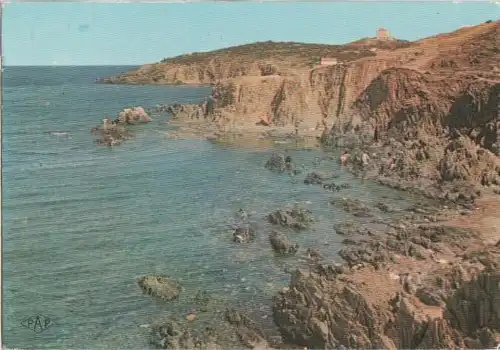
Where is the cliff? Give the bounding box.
[121,21,497,143]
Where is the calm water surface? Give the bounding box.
[3,66,419,348]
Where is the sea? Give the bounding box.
[3,66,421,349]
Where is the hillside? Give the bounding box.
[101,38,410,85]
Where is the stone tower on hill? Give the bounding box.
[376,28,392,40]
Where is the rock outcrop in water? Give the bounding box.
[117,106,153,124]
[267,206,314,230]
[232,227,256,244]
[269,231,299,255]
[264,153,294,173]
[92,106,152,146]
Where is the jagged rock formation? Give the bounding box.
[272,241,500,349]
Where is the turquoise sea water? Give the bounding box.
[3,66,419,349]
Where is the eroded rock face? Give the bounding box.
[338,224,480,269]
[273,243,500,350]
[137,276,181,301]
[445,267,500,348]
[269,231,299,255]
[438,138,500,186]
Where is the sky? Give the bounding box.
[3,1,500,66]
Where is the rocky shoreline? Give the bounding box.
[92,20,499,349]
[130,150,499,349]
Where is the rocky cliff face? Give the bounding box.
[103,22,498,139]
[308,58,401,125]
[349,21,499,134]
[165,57,409,132]
[101,60,282,85]
[272,240,500,349]
[153,21,499,138]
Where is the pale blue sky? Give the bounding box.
[4,2,499,66]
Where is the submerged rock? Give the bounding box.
[91,118,135,146]
[267,206,314,230]
[269,231,299,255]
[323,182,351,192]
[232,227,256,243]
[334,222,374,237]
[306,248,323,261]
[304,172,326,185]
[137,276,181,301]
[265,153,294,173]
[331,197,373,217]
[150,321,220,350]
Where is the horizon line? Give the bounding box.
[3,64,142,67]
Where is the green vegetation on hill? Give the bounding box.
[160,39,411,66]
